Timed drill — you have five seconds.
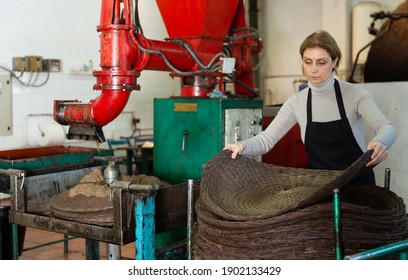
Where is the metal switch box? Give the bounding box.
[43,59,61,72]
[0,75,12,136]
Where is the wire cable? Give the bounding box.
[31,71,40,86]
[348,19,394,83]
[167,38,226,70]
[227,27,259,42]
[226,74,258,99]
[0,65,50,87]
[134,0,143,34]
[134,35,221,75]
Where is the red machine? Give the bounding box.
[53,0,263,142]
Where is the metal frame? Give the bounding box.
[3,163,193,260]
[344,240,408,260]
[333,168,408,260]
[4,167,137,259]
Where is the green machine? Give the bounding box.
[154,98,263,184]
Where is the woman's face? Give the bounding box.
[302,47,338,84]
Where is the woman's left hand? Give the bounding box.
[366,140,388,167]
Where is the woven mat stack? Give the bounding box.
[193,150,408,259]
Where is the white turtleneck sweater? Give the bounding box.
[241,73,397,156]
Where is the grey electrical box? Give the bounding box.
[43,59,61,72]
[12,57,26,72]
[224,108,262,145]
[224,108,263,161]
[0,75,12,136]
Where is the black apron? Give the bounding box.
[304,79,375,185]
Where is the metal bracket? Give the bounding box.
[0,169,26,212]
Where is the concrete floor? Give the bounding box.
[18,227,136,260]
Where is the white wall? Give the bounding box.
[258,0,324,105]
[0,0,178,150]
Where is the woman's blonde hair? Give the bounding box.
[299,30,341,70]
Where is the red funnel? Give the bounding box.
[156,0,239,61]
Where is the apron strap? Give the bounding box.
[334,79,347,120]
[307,88,312,123]
[307,79,345,123]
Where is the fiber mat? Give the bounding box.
[193,150,408,259]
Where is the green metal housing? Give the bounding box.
[153,98,263,184]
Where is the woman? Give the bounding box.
[224,30,397,185]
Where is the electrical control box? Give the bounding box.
[224,108,262,146]
[0,75,12,136]
[153,98,263,184]
[42,59,62,72]
[26,56,43,72]
[12,57,26,72]
[12,56,59,72]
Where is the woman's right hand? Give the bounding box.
[223,143,244,159]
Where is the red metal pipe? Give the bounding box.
[131,34,196,72]
[100,0,114,25]
[228,0,260,95]
[55,0,139,128]
[92,89,131,126]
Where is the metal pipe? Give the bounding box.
[0,169,25,177]
[109,180,159,192]
[53,0,140,142]
[11,224,19,260]
[27,113,52,117]
[384,168,391,190]
[187,179,194,260]
[348,18,394,82]
[344,239,408,260]
[93,155,123,163]
[333,188,343,260]
[85,239,100,260]
[23,236,78,252]
[131,34,208,73]
[106,243,121,260]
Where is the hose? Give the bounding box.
[135,37,221,75]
